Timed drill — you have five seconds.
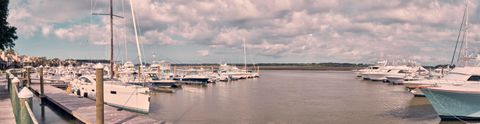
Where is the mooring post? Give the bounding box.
[18,87,34,124]
[6,72,10,91]
[39,66,45,101]
[95,63,104,124]
[173,66,177,78]
[115,64,120,78]
[26,66,32,88]
[157,66,161,79]
[12,77,20,119]
[138,65,142,80]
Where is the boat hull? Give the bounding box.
[386,76,404,84]
[72,83,150,113]
[365,73,387,81]
[421,88,480,119]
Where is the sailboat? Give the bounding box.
[218,38,259,80]
[420,0,480,119]
[69,0,150,113]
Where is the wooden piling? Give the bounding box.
[26,66,31,88]
[39,66,45,100]
[157,66,161,79]
[95,64,104,124]
[18,87,33,124]
[138,65,142,80]
[6,73,10,91]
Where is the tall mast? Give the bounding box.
[465,0,469,58]
[109,0,114,79]
[243,37,247,72]
[129,0,143,67]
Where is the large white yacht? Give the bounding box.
[356,60,388,79]
[404,66,476,96]
[420,66,480,119]
[70,74,151,113]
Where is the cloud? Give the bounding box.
[8,0,480,64]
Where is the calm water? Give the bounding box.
[147,70,458,124]
[33,70,470,123]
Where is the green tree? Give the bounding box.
[0,0,17,50]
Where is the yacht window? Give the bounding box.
[371,67,379,69]
[467,75,480,81]
[387,70,392,72]
[110,91,117,94]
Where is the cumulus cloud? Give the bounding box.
[8,0,480,64]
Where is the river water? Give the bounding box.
[33,70,469,123]
[147,70,461,124]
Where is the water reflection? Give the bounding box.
[31,94,77,124]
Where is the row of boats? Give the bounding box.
[355,58,480,120]
[353,60,442,84]
[11,61,260,113]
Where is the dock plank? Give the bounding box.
[30,84,163,124]
[0,80,16,124]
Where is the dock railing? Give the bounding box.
[7,68,39,124]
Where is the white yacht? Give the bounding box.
[218,63,257,80]
[385,66,429,84]
[404,66,476,97]
[420,66,480,119]
[70,75,151,113]
[357,60,388,79]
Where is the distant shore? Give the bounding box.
[255,66,363,71]
[171,63,368,71]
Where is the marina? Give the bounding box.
[4,0,480,123]
[6,69,467,124]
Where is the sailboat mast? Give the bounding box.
[110,0,114,79]
[243,38,247,72]
[129,0,143,67]
[465,0,469,58]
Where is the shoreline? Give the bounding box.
[254,66,363,71]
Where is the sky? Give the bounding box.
[6,0,480,65]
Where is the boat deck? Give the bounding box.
[29,83,164,124]
[0,79,16,124]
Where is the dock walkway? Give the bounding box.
[30,84,164,124]
[0,79,16,124]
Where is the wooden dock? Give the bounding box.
[29,84,165,124]
[0,79,16,124]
